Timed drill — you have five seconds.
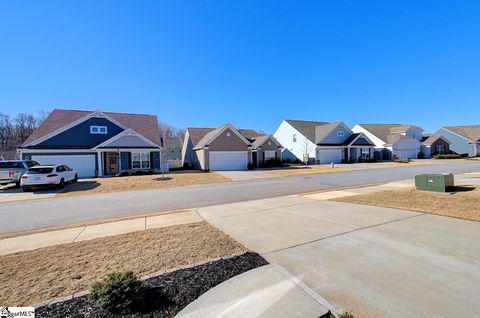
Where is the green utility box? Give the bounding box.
[415,173,455,192]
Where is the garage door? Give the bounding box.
[317,149,342,164]
[209,151,248,171]
[31,154,96,178]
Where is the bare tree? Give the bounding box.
[0,111,48,151]
[301,136,313,165]
[158,120,185,140]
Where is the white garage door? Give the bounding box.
[209,151,248,171]
[31,154,96,178]
[317,149,342,164]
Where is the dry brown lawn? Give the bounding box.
[266,165,351,177]
[335,186,480,221]
[59,170,230,197]
[0,222,246,306]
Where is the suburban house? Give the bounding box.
[434,125,480,157]
[18,109,163,178]
[422,135,451,158]
[274,120,375,164]
[182,124,282,170]
[352,124,424,160]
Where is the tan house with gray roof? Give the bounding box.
[434,125,480,157]
[352,124,424,160]
[182,124,282,170]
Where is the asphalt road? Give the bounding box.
[1,162,479,234]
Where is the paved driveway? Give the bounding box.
[0,184,62,203]
[198,196,480,317]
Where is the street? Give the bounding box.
[1,161,479,234]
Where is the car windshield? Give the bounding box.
[27,167,54,174]
[0,162,23,169]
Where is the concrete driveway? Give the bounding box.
[0,184,62,203]
[198,196,480,317]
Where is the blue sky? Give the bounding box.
[1,1,479,133]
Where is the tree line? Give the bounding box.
[0,111,49,151]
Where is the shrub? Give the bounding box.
[247,163,254,170]
[417,151,425,159]
[338,310,357,318]
[89,271,145,314]
[433,154,461,159]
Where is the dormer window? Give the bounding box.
[337,131,345,137]
[293,134,297,142]
[90,126,108,134]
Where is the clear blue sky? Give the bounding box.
[1,1,479,133]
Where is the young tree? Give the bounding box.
[301,136,313,165]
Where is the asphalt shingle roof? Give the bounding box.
[422,134,451,145]
[23,109,161,146]
[442,125,480,142]
[285,120,330,143]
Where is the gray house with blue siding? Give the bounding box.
[19,109,163,178]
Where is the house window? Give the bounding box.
[90,126,108,134]
[132,152,150,169]
[337,131,345,137]
[293,134,297,143]
[436,144,445,154]
[264,150,276,161]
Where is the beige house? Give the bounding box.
[182,124,282,170]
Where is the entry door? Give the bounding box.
[107,153,119,174]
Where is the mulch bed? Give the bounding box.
[37,252,268,318]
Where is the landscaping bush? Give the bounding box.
[337,310,357,318]
[247,163,254,170]
[433,154,461,159]
[88,271,145,314]
[259,159,283,168]
[417,151,425,159]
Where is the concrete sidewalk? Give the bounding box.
[0,210,201,255]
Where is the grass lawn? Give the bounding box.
[335,186,480,222]
[59,170,230,197]
[265,165,351,177]
[0,222,246,306]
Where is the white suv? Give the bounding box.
[21,164,78,191]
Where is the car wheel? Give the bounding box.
[58,178,65,189]
[73,174,78,183]
[22,186,31,192]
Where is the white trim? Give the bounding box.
[93,128,162,149]
[24,111,128,147]
[198,124,252,149]
[131,151,151,170]
[209,150,248,153]
[19,149,96,153]
[90,125,108,134]
[439,127,474,143]
[345,133,375,147]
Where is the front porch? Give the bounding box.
[96,149,162,176]
[344,146,375,163]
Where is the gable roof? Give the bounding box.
[285,120,330,143]
[442,125,480,142]
[186,125,272,149]
[385,134,419,146]
[389,125,424,134]
[23,109,161,146]
[357,124,418,142]
[422,134,451,145]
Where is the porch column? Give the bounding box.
[97,151,103,177]
[347,147,350,163]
